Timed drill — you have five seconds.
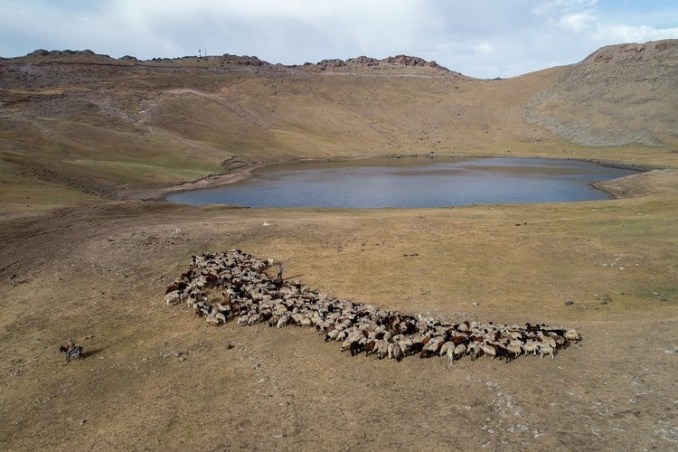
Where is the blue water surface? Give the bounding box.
[166,157,638,208]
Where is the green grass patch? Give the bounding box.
[65,159,217,185]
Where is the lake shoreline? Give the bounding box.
[160,153,639,209]
[122,153,652,204]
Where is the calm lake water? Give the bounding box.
[166,157,638,208]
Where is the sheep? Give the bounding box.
[341,331,365,353]
[267,313,280,328]
[538,343,555,359]
[163,249,579,366]
[504,341,523,362]
[276,314,291,328]
[479,342,497,359]
[493,343,512,363]
[537,333,557,349]
[564,329,581,342]
[397,337,414,356]
[446,342,467,363]
[364,340,378,357]
[165,280,188,294]
[375,340,390,359]
[325,329,340,342]
[389,342,404,361]
[205,316,222,326]
[420,336,444,358]
[214,312,227,324]
[350,340,366,356]
[165,290,182,307]
[439,341,455,358]
[521,339,540,356]
[216,301,232,316]
[466,342,482,360]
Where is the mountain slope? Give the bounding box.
[525,39,678,147]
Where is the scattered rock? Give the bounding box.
[564,300,574,306]
[227,343,235,350]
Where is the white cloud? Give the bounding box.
[533,0,598,17]
[559,11,597,33]
[0,0,676,78]
[472,43,495,54]
[594,24,678,43]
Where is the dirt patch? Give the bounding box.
[119,161,267,201]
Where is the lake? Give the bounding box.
[166,157,638,208]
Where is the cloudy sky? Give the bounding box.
[1,0,677,78]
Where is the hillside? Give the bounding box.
[525,40,678,147]
[0,40,677,214]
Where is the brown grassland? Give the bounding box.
[0,42,677,451]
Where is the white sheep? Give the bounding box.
[439,341,455,357]
[522,339,540,356]
[479,342,497,359]
[537,332,557,349]
[397,336,414,356]
[467,342,482,360]
[388,342,403,361]
[505,341,523,360]
[375,340,390,359]
[276,314,291,328]
[564,329,580,342]
[165,290,182,306]
[538,343,555,359]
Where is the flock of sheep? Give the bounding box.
[165,250,580,363]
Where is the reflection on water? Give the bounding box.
[166,157,638,208]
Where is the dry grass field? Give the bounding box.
[0,42,677,451]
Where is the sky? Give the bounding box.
[1,0,677,78]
